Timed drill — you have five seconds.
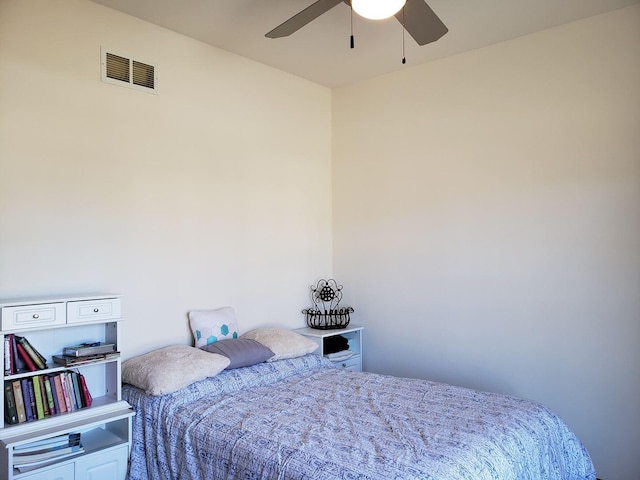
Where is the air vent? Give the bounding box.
[101,48,157,94]
[105,53,130,82]
[132,60,154,89]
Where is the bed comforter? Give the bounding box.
[123,354,596,480]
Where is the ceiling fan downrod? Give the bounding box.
[402,6,406,64]
[350,1,355,49]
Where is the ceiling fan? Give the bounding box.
[265,0,448,47]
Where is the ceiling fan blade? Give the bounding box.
[266,0,343,38]
[396,0,448,46]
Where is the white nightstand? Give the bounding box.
[294,324,363,372]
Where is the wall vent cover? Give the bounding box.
[101,48,157,94]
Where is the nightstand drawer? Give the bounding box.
[1,302,65,330]
[67,297,121,324]
[333,356,361,371]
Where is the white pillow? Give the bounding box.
[188,307,239,348]
[241,328,318,361]
[122,345,230,396]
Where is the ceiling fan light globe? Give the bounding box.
[352,0,407,20]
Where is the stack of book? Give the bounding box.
[4,371,92,425]
[3,334,47,374]
[52,342,118,367]
[13,432,83,472]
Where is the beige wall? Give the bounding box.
[1,0,639,479]
[333,6,640,480]
[0,0,333,356]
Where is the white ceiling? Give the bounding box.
[90,0,639,87]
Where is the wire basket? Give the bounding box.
[303,307,354,329]
[302,279,354,329]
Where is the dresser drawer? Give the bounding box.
[333,356,361,371]
[1,302,65,330]
[67,297,121,324]
[20,462,74,480]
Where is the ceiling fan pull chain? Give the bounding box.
[401,6,406,64]
[350,1,355,49]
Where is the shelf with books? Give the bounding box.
[1,318,123,432]
[4,370,94,426]
[2,348,122,431]
[12,432,83,473]
[5,407,133,478]
[0,293,132,480]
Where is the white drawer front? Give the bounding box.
[74,444,128,480]
[334,356,361,371]
[20,462,74,480]
[67,298,121,324]
[1,302,65,330]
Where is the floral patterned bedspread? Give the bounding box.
[123,354,596,480]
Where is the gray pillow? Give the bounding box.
[201,338,274,369]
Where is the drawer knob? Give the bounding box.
[94,308,100,313]
[32,314,39,319]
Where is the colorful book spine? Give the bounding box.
[59,374,72,412]
[4,382,18,424]
[16,343,37,372]
[70,372,83,409]
[78,373,92,407]
[48,376,60,415]
[20,379,34,422]
[32,375,45,420]
[16,336,46,370]
[28,338,47,368]
[12,380,26,423]
[11,334,20,374]
[43,376,56,415]
[4,336,11,375]
[53,375,67,414]
[38,376,49,417]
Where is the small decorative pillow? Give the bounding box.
[241,328,318,361]
[122,345,230,396]
[201,338,275,369]
[188,307,239,348]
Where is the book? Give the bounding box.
[21,378,34,422]
[63,372,77,411]
[14,446,84,472]
[48,376,60,415]
[4,382,18,424]
[52,375,67,413]
[63,342,116,357]
[16,343,37,372]
[4,336,11,375]
[11,380,26,423]
[31,375,44,420]
[10,334,22,374]
[66,372,78,411]
[43,376,56,415]
[16,336,47,370]
[59,373,72,412]
[38,375,49,417]
[13,444,83,465]
[14,432,81,456]
[70,372,83,409]
[78,372,92,407]
[52,351,120,367]
[13,433,75,453]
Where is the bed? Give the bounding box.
[122,349,596,480]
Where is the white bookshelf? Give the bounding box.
[0,294,133,480]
